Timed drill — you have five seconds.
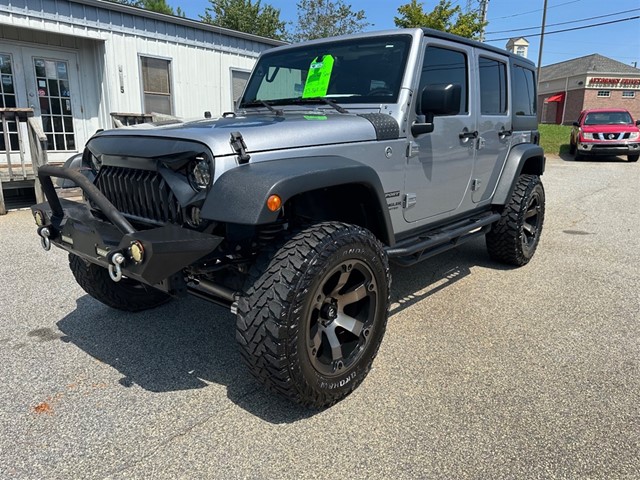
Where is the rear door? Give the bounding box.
[471,51,511,203]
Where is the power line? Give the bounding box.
[486,15,640,42]
[485,8,640,34]
[490,0,581,20]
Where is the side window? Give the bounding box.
[140,56,172,115]
[479,57,507,115]
[419,46,468,114]
[512,65,536,116]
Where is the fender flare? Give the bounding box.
[492,144,545,206]
[202,156,394,245]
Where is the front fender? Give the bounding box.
[492,144,545,206]
[202,156,393,245]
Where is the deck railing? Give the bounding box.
[0,108,48,215]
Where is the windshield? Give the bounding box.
[240,35,412,108]
[584,111,633,125]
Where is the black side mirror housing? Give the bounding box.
[412,83,461,136]
[572,121,580,127]
[636,119,640,126]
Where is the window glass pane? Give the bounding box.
[419,46,468,114]
[141,57,172,114]
[512,65,536,116]
[144,93,171,115]
[141,57,171,94]
[231,69,251,104]
[479,57,507,114]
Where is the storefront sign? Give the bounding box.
[587,77,640,89]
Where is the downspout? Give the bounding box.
[560,76,569,125]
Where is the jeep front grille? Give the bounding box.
[95,166,184,225]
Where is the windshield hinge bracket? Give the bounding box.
[230,132,251,164]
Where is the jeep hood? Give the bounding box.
[93,112,393,157]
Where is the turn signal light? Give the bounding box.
[267,195,282,212]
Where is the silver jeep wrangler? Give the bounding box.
[32,28,545,408]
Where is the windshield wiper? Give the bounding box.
[241,100,284,116]
[290,97,350,114]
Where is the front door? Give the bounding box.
[403,40,476,223]
[0,42,85,163]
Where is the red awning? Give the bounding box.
[545,93,564,103]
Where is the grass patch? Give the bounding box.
[539,123,572,156]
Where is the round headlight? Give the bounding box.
[189,156,212,190]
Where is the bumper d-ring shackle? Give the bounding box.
[108,252,126,282]
[38,227,52,251]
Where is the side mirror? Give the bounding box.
[419,83,462,116]
[412,84,461,136]
[572,121,579,127]
[636,119,640,126]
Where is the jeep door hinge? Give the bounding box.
[471,179,482,191]
[230,131,251,164]
[407,141,419,158]
[403,193,417,209]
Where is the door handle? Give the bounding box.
[459,130,478,139]
[499,129,513,138]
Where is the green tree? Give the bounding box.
[200,0,287,40]
[394,0,486,40]
[291,0,370,42]
[107,0,178,15]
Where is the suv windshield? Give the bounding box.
[240,35,412,108]
[584,111,633,125]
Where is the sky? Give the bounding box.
[166,0,640,68]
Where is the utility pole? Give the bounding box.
[479,0,490,42]
[536,0,549,84]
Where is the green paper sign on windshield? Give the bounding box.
[302,55,334,98]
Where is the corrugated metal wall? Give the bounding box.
[0,0,279,127]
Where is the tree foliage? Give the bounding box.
[107,0,181,16]
[200,0,287,40]
[290,0,370,43]
[394,0,486,39]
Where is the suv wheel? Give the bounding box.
[486,174,545,266]
[236,222,390,408]
[628,154,639,162]
[569,141,576,155]
[69,254,171,311]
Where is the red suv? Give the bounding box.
[570,108,640,162]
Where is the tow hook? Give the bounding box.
[38,227,52,251]
[108,252,126,282]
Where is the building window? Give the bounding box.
[516,46,526,57]
[0,52,19,152]
[622,91,635,98]
[140,56,172,115]
[479,57,508,114]
[597,90,610,98]
[231,69,251,107]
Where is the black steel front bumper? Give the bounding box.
[32,165,223,288]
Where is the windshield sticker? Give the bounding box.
[302,55,334,98]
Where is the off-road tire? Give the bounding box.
[236,222,390,408]
[69,254,171,312]
[628,154,639,162]
[569,141,576,155]
[486,174,545,266]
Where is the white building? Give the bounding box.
[505,37,529,59]
[0,0,283,165]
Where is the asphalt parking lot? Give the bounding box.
[0,154,638,479]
